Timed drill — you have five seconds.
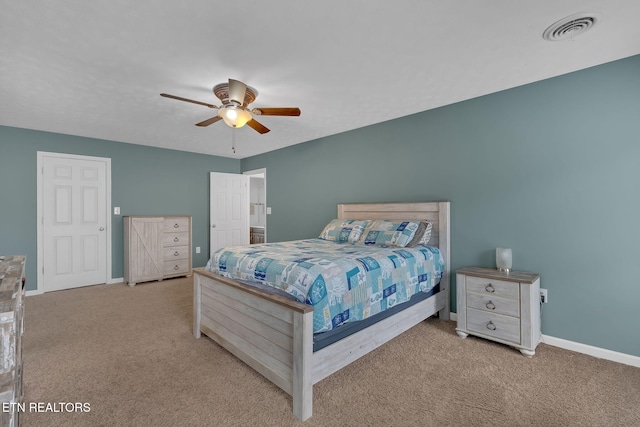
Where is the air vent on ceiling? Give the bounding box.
[543,13,600,41]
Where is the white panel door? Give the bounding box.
[210,172,248,256]
[42,154,108,291]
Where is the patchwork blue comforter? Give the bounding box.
[205,239,444,333]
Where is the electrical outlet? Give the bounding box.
[195,247,201,254]
[540,288,548,303]
[114,207,120,215]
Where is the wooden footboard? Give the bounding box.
[193,269,314,420]
[194,268,447,421]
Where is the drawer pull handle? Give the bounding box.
[486,321,497,331]
[485,284,495,293]
[486,301,496,310]
[174,251,179,256]
[174,223,179,228]
[174,265,180,270]
[174,237,179,242]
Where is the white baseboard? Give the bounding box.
[541,334,640,368]
[26,277,125,296]
[449,312,639,368]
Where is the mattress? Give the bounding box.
[312,283,440,351]
[205,238,445,333]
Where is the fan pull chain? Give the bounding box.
[232,128,236,153]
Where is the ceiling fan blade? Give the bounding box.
[195,116,223,127]
[253,107,301,116]
[228,79,247,105]
[246,118,271,134]
[160,93,218,109]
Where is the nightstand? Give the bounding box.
[456,266,541,357]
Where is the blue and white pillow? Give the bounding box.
[356,220,422,247]
[319,219,370,244]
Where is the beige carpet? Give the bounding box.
[21,277,640,427]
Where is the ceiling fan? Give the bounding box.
[160,79,301,134]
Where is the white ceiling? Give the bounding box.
[2,1,640,159]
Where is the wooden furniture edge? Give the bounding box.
[456,266,539,284]
[292,309,313,420]
[193,267,312,314]
[437,201,450,320]
[0,255,26,423]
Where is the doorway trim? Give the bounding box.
[243,168,267,243]
[36,151,113,293]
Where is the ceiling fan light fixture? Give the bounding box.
[218,105,252,128]
[162,78,299,135]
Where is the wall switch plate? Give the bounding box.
[266,207,272,215]
[114,207,120,215]
[195,247,201,254]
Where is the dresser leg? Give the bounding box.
[519,348,535,357]
[456,330,468,339]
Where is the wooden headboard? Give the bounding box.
[337,201,451,319]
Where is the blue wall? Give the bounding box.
[241,55,640,357]
[0,126,239,290]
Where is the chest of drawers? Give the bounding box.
[124,216,192,286]
[162,216,191,278]
[456,266,541,356]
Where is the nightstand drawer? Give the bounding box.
[164,259,189,275]
[163,246,189,261]
[466,308,520,344]
[466,292,520,317]
[466,276,519,300]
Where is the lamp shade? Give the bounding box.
[496,248,512,272]
[218,106,252,128]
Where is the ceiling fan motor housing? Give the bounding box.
[213,83,258,106]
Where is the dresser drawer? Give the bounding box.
[164,217,190,233]
[466,308,520,344]
[163,232,189,247]
[466,292,520,317]
[163,246,189,261]
[466,276,519,300]
[164,259,190,275]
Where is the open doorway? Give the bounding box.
[243,168,267,244]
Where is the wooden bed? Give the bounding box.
[193,202,450,421]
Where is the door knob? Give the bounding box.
[211,224,216,228]
[99,227,105,231]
